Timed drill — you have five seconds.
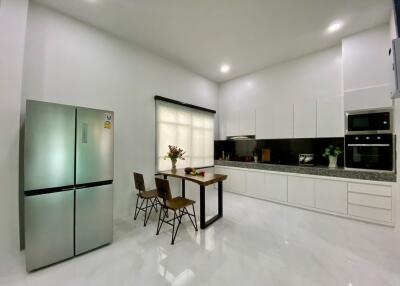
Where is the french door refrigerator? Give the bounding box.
[24,100,114,271]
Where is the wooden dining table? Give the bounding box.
[157,169,227,229]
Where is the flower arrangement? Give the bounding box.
[322,145,342,168]
[164,145,185,171]
[322,145,342,158]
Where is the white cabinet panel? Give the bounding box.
[228,168,246,194]
[342,26,393,91]
[239,109,255,135]
[315,179,347,214]
[288,176,315,207]
[272,102,293,139]
[348,183,391,197]
[348,204,392,222]
[256,107,273,139]
[348,193,392,210]
[293,100,316,138]
[317,97,344,137]
[265,173,287,202]
[246,170,265,198]
[225,111,240,137]
[215,167,230,190]
[344,85,393,111]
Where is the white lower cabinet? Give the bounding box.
[288,176,315,207]
[214,166,394,226]
[246,170,265,198]
[348,204,392,223]
[265,173,287,202]
[347,182,393,223]
[227,168,246,194]
[315,179,347,214]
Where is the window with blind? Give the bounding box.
[156,99,214,171]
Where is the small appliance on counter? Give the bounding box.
[299,154,314,166]
[261,148,271,162]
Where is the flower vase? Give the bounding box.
[171,158,177,172]
[328,155,337,168]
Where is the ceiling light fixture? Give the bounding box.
[327,21,344,33]
[220,64,231,73]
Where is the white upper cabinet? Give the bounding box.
[344,85,393,111]
[225,111,240,137]
[342,26,393,91]
[256,106,273,139]
[224,109,255,137]
[272,102,293,138]
[342,26,394,110]
[317,96,344,137]
[239,109,256,135]
[293,100,316,138]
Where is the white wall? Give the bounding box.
[218,45,342,134]
[0,0,28,258]
[21,3,218,221]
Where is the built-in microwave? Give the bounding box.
[345,109,392,135]
[345,134,395,172]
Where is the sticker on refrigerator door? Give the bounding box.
[104,113,112,129]
[82,123,88,143]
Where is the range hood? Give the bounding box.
[227,135,255,140]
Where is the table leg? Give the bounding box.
[199,183,223,229]
[200,186,205,229]
[181,179,186,198]
[218,181,223,217]
[163,175,167,179]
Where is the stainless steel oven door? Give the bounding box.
[345,134,394,171]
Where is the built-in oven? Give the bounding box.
[345,109,392,135]
[345,134,395,172]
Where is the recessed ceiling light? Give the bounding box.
[84,0,98,4]
[220,64,231,73]
[327,21,344,33]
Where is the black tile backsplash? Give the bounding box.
[214,137,344,167]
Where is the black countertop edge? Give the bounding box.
[214,160,397,183]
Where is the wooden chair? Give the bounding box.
[155,178,198,245]
[133,172,159,226]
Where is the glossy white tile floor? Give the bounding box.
[2,189,400,286]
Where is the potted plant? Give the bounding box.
[164,145,185,172]
[322,145,342,168]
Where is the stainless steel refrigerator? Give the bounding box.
[24,100,114,271]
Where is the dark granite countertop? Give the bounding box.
[214,160,397,182]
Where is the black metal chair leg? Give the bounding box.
[134,196,145,220]
[172,211,182,245]
[144,198,149,226]
[187,206,198,231]
[145,198,156,226]
[171,211,176,245]
[193,205,198,231]
[156,207,166,235]
[133,196,140,220]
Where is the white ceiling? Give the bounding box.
[34,0,392,82]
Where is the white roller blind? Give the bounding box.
[156,100,214,171]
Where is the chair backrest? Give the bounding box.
[133,172,146,193]
[155,178,172,206]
